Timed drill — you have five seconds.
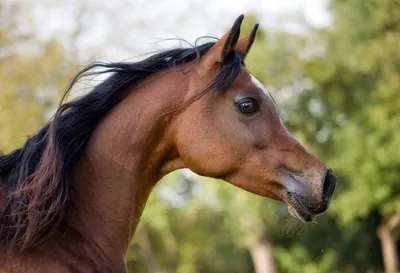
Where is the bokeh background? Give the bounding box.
[1,0,399,272]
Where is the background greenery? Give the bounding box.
[1,0,399,272]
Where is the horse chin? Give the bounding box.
[287,203,313,223]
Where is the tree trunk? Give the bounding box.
[249,232,277,273]
[377,213,400,273]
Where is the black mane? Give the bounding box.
[0,39,243,250]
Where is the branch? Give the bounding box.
[387,212,400,233]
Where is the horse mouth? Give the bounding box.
[286,195,314,222]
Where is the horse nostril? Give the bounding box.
[322,169,337,201]
[322,169,337,202]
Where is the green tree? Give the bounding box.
[272,0,400,272]
[0,1,76,152]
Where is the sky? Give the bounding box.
[29,0,331,61]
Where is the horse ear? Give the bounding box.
[201,14,244,68]
[235,23,259,59]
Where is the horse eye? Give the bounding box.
[236,98,259,114]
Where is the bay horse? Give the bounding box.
[0,15,336,272]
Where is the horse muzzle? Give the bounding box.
[283,168,337,222]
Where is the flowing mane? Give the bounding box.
[0,39,243,251]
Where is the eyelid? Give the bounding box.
[235,97,256,103]
[234,92,260,102]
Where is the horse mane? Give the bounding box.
[0,39,243,251]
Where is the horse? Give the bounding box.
[0,15,336,272]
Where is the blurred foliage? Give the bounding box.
[0,2,77,152]
[1,0,399,272]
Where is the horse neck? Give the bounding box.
[64,70,188,257]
